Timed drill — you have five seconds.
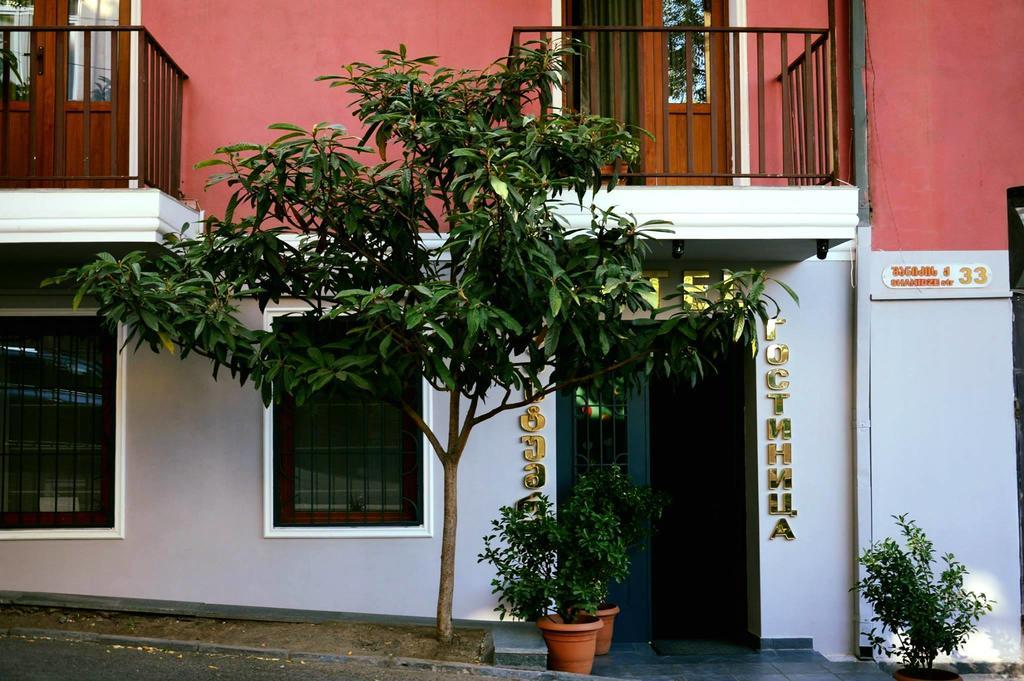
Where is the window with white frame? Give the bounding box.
[0,316,117,529]
[270,316,424,528]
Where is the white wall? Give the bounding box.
[0,300,550,622]
[752,259,857,655]
[870,250,1021,663]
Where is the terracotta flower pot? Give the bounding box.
[893,669,961,681]
[536,614,604,674]
[593,603,621,655]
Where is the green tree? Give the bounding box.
[47,44,788,643]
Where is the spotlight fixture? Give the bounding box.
[816,239,830,260]
[672,239,685,260]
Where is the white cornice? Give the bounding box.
[0,189,202,244]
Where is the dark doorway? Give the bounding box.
[649,349,748,642]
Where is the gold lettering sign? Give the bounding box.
[765,344,790,366]
[766,418,792,440]
[765,318,796,540]
[519,405,546,432]
[517,397,548,510]
[769,518,796,541]
[765,318,787,341]
[768,492,798,516]
[767,443,792,465]
[768,467,793,490]
[683,271,710,310]
[766,393,790,415]
[516,491,544,514]
[766,368,790,390]
[523,462,546,489]
[521,435,546,462]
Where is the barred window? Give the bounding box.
[271,319,422,527]
[0,317,117,529]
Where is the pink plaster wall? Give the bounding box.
[141,1,552,213]
[865,0,1024,251]
[745,0,853,186]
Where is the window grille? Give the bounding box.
[571,379,629,478]
[271,318,422,527]
[0,316,116,529]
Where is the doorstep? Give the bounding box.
[490,621,547,670]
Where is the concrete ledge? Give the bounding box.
[0,590,465,627]
[491,621,547,670]
[755,637,815,651]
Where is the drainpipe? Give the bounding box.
[850,0,873,660]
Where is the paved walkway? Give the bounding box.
[593,644,891,681]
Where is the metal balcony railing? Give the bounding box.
[510,24,838,185]
[0,26,187,195]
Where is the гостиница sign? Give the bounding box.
[765,318,796,541]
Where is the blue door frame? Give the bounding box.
[556,385,652,643]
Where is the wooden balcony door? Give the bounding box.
[1,0,130,187]
[565,0,731,184]
[640,0,731,184]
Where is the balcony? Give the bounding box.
[0,25,199,255]
[1,25,186,194]
[511,17,856,260]
[511,24,838,185]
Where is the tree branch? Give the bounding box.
[401,397,446,459]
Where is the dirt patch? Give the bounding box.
[0,605,487,663]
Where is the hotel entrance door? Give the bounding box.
[556,348,749,645]
[649,349,748,643]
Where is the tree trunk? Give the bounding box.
[436,457,459,644]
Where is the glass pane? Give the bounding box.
[273,317,422,526]
[664,0,710,103]
[0,1,34,102]
[572,378,629,478]
[571,0,641,129]
[290,389,415,518]
[0,318,114,527]
[66,0,119,101]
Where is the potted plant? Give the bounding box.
[854,514,994,681]
[566,467,669,654]
[479,494,626,674]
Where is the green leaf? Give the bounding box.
[71,286,87,312]
[548,285,561,318]
[732,315,745,343]
[267,122,307,133]
[776,280,800,305]
[158,332,176,354]
[489,176,509,201]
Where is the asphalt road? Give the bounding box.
[0,636,515,681]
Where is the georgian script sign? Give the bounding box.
[766,318,796,541]
[516,396,547,512]
[882,264,991,289]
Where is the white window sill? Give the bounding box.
[0,527,123,540]
[264,525,433,539]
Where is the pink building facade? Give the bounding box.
[0,0,1021,665]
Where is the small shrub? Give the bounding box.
[854,514,993,672]
[565,467,668,603]
[478,494,625,623]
